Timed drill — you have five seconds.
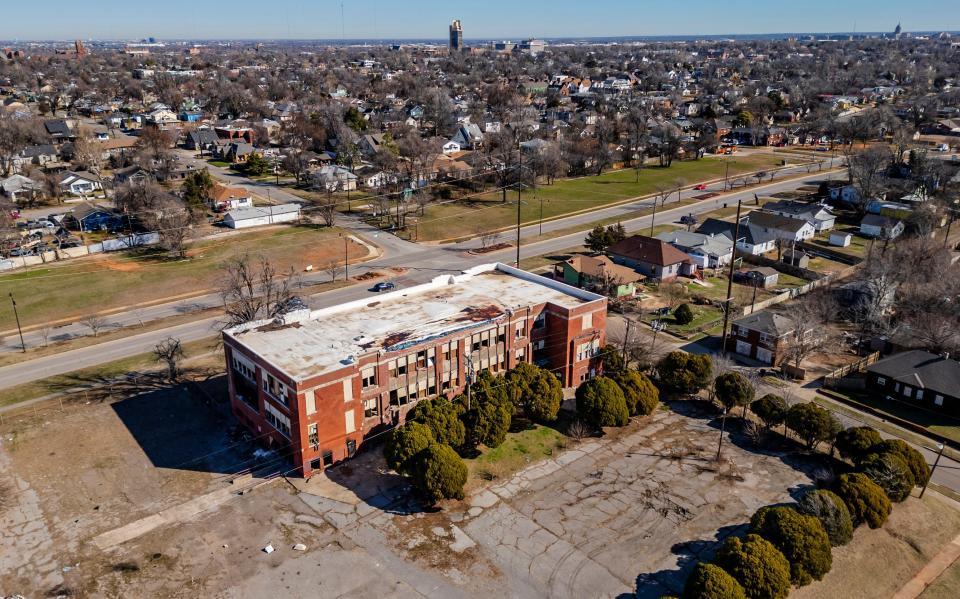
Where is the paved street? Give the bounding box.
[0,164,838,384]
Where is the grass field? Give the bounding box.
[465,424,567,492]
[920,560,960,599]
[0,225,367,331]
[414,154,786,241]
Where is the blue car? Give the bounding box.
[373,282,396,292]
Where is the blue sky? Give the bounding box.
[0,1,956,40]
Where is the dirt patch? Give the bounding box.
[470,242,512,255]
[96,255,143,272]
[355,271,383,281]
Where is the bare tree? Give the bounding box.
[153,337,184,382]
[479,229,502,249]
[781,291,836,371]
[39,325,51,347]
[323,260,344,282]
[219,255,298,328]
[848,146,893,215]
[147,208,194,259]
[660,281,687,310]
[80,314,108,337]
[317,191,338,227]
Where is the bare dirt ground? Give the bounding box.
[2,382,959,599]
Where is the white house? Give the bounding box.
[860,214,904,240]
[223,203,301,229]
[312,165,358,192]
[654,230,734,269]
[209,183,253,212]
[442,140,461,155]
[0,174,42,202]
[58,171,102,195]
[746,211,816,243]
[148,108,179,124]
[761,200,836,232]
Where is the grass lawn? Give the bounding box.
[643,303,724,335]
[0,338,220,410]
[0,225,366,330]
[806,226,873,259]
[465,423,567,492]
[920,560,960,599]
[825,389,960,445]
[415,154,786,241]
[208,160,231,168]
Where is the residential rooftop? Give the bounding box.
[224,263,605,381]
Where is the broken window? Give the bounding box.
[533,312,546,330]
[364,398,379,418]
[308,424,319,448]
[361,367,377,389]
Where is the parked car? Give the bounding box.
[693,184,707,191]
[936,143,950,152]
[679,214,699,226]
[10,246,34,257]
[372,281,396,292]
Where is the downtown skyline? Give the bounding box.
[0,0,957,41]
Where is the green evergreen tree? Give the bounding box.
[712,534,791,599]
[682,563,747,599]
[748,506,833,586]
[383,422,434,474]
[413,442,468,503]
[575,376,629,427]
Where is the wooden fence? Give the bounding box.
[822,351,881,389]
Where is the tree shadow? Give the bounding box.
[633,524,745,598]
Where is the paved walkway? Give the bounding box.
[891,531,960,599]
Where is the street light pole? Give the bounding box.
[9,293,25,353]
[342,234,349,280]
[719,200,743,356]
[919,442,945,499]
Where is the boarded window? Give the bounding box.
[344,409,356,434]
[305,389,316,415]
[582,313,593,329]
[343,380,353,403]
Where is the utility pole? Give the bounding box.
[724,157,731,191]
[649,199,658,236]
[919,442,945,499]
[9,293,25,353]
[516,147,522,267]
[342,234,349,280]
[716,409,728,461]
[621,318,633,361]
[539,196,544,235]
[719,200,743,356]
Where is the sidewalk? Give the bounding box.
[891,530,960,599]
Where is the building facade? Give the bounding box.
[222,263,607,477]
[449,20,463,51]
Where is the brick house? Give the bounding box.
[866,350,960,417]
[727,311,807,365]
[222,263,607,477]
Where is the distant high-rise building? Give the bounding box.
[449,19,463,51]
[74,40,88,57]
[894,22,903,39]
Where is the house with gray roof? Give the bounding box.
[654,230,734,269]
[696,217,777,255]
[727,310,809,365]
[867,350,960,416]
[760,200,836,232]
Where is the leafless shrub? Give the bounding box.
[153,337,184,382]
[743,420,764,447]
[39,325,51,347]
[567,419,589,442]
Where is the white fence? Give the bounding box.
[0,232,160,271]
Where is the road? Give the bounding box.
[0,166,840,388]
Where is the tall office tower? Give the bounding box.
[449,19,463,51]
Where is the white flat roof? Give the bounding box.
[225,263,604,382]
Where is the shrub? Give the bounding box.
[860,452,915,502]
[748,506,833,586]
[681,563,747,599]
[713,534,791,599]
[412,442,468,504]
[458,371,512,449]
[785,403,835,449]
[507,363,563,423]
[714,372,755,414]
[598,344,626,375]
[383,422,434,474]
[798,489,853,546]
[575,377,630,427]
[611,369,660,416]
[867,439,930,487]
[834,472,891,529]
[834,426,883,463]
[657,351,714,394]
[750,394,787,430]
[674,303,695,325]
[408,398,466,450]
